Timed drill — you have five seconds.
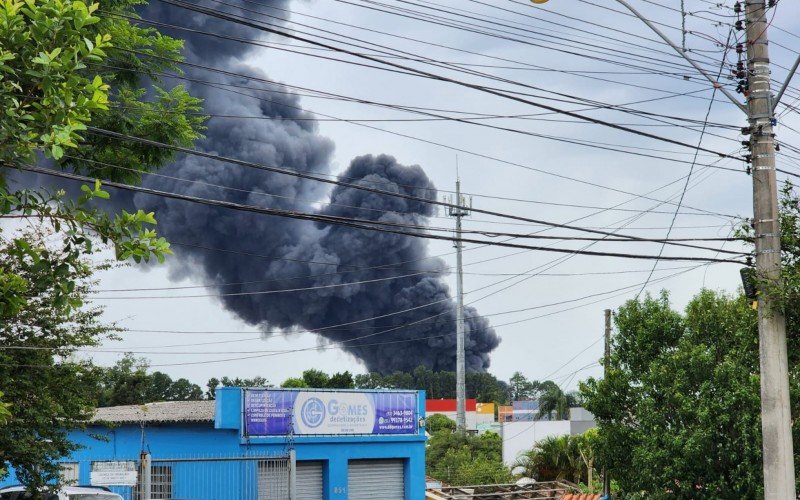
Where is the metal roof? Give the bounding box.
[91,400,215,424]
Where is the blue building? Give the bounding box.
[3,388,426,500]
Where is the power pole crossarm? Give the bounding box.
[613,0,748,114]
[773,53,800,113]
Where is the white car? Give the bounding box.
[0,485,123,500]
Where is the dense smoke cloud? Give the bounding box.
[128,0,500,372]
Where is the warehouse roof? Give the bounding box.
[91,400,216,424]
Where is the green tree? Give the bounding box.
[426,427,510,485]
[382,370,414,390]
[467,372,509,404]
[537,384,578,421]
[302,369,330,388]
[509,371,535,400]
[0,230,118,492]
[354,372,385,389]
[0,0,204,490]
[513,433,597,486]
[0,391,9,478]
[281,377,309,389]
[426,413,456,433]
[327,371,354,389]
[93,354,203,406]
[581,290,763,498]
[206,376,271,399]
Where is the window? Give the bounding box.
[133,465,172,500]
[150,465,172,499]
[257,459,290,500]
[60,462,80,485]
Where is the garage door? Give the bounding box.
[295,461,323,500]
[348,459,404,500]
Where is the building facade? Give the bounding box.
[424,399,494,431]
[2,388,427,500]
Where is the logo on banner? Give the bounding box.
[300,397,325,427]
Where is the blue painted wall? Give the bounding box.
[1,389,426,500]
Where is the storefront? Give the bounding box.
[2,388,426,500]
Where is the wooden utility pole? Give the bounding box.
[745,2,795,497]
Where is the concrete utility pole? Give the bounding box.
[603,309,611,498]
[446,179,471,431]
[745,2,795,497]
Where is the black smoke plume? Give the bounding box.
[128,1,501,372]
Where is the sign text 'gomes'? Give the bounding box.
[244,389,418,436]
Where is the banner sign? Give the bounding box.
[244,389,418,436]
[90,461,137,486]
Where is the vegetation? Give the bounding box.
[426,415,511,485]
[0,0,204,490]
[0,230,120,492]
[426,413,457,433]
[354,366,509,403]
[514,430,599,488]
[581,290,763,497]
[578,184,800,498]
[93,354,203,406]
[207,376,271,399]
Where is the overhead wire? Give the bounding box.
[155,0,749,163]
[18,164,747,263]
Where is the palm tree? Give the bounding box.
[514,435,580,482]
[537,384,579,420]
[513,433,598,487]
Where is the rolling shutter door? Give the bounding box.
[348,459,404,500]
[295,461,323,500]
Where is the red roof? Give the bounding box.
[426,399,477,412]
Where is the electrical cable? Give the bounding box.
[155,0,748,163]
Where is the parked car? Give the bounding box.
[0,485,123,500]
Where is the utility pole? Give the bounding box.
[603,309,611,499]
[745,2,795,497]
[446,178,471,431]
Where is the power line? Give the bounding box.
[155,0,749,162]
[20,163,745,263]
[76,128,744,245]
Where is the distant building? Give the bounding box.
[425,399,494,431]
[1,388,427,500]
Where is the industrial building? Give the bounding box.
[1,388,427,500]
[424,399,494,431]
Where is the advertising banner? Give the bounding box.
[244,389,418,436]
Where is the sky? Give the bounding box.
[57,0,800,392]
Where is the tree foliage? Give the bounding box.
[537,382,579,421]
[426,413,457,433]
[581,290,764,498]
[1,0,110,163]
[207,376,271,399]
[426,429,510,485]
[514,431,599,488]
[354,366,509,403]
[0,230,117,492]
[92,354,203,406]
[583,182,800,496]
[0,0,205,491]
